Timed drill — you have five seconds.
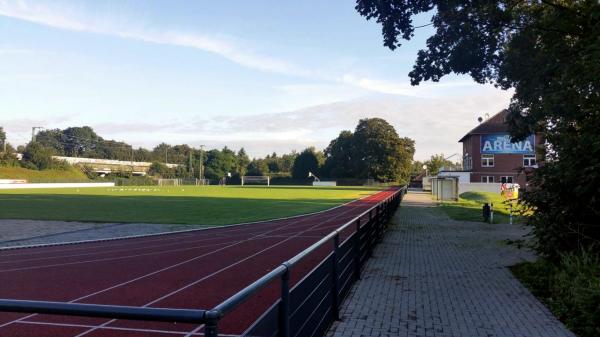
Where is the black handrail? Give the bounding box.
[0,299,207,323]
[0,186,407,337]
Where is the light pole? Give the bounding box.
[31,126,44,143]
[199,145,205,182]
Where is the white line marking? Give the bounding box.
[0,191,377,251]
[72,193,387,337]
[0,192,384,333]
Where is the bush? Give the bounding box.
[148,162,176,178]
[511,251,600,337]
[0,152,20,167]
[114,176,157,186]
[22,142,55,170]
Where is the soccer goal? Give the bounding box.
[241,176,270,186]
[157,178,181,186]
[179,178,210,186]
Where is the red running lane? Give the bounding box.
[0,189,397,337]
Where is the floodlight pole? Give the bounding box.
[31,127,44,143]
[199,145,205,181]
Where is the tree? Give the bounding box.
[356,0,600,258]
[236,148,251,176]
[411,160,424,176]
[353,118,414,182]
[292,147,321,180]
[22,142,55,170]
[247,159,269,176]
[148,162,175,178]
[424,154,460,176]
[324,130,356,178]
[62,126,101,157]
[0,127,5,152]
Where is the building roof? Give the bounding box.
[458,110,509,142]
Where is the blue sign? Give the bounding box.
[481,134,535,154]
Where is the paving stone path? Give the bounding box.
[328,190,575,337]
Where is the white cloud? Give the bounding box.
[0,0,480,98]
[3,87,511,160]
[340,74,477,97]
[0,0,312,77]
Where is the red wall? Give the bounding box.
[462,134,542,186]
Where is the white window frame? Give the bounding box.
[481,154,494,167]
[481,176,495,183]
[523,154,536,167]
[501,176,514,184]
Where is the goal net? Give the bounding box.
[179,178,210,186]
[157,178,181,186]
[241,176,270,186]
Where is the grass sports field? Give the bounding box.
[0,186,382,225]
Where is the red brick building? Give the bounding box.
[459,110,542,186]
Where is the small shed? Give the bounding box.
[431,176,459,201]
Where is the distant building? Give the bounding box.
[458,110,542,186]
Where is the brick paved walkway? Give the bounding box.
[328,190,575,337]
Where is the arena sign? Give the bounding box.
[481,134,535,154]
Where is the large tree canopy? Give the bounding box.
[356,0,600,257]
[324,118,415,182]
[292,148,321,180]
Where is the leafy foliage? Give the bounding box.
[324,118,415,182]
[512,251,600,337]
[424,154,461,175]
[0,126,5,150]
[291,147,321,180]
[356,0,600,258]
[22,142,58,170]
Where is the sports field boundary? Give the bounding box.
[0,190,381,251]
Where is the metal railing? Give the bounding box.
[0,186,407,337]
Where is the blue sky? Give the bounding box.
[0,0,512,160]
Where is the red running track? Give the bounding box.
[0,188,397,337]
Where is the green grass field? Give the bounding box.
[439,191,524,224]
[0,186,382,225]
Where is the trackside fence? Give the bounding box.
[0,186,407,337]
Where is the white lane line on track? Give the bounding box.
[0,191,388,334]
[13,320,236,336]
[0,232,250,266]
[0,216,369,273]
[0,203,372,271]
[74,192,380,337]
[0,191,379,252]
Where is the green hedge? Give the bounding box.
[511,252,600,337]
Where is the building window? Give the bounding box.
[523,154,536,167]
[481,176,494,183]
[501,176,514,184]
[481,154,494,167]
[463,154,472,171]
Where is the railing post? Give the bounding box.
[331,233,340,320]
[204,310,220,337]
[354,218,361,280]
[279,264,290,337]
[369,207,378,257]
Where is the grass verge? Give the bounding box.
[439,191,523,224]
[0,185,382,225]
[0,166,89,182]
[511,252,600,337]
